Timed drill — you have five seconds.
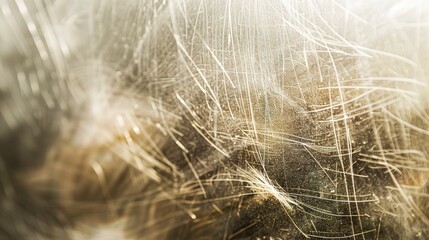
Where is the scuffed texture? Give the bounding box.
[1,0,429,239]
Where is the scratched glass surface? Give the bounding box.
[0,1,428,239]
